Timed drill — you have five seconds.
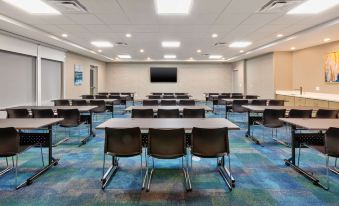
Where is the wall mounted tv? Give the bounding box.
[150,67,177,83]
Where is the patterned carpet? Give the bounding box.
[0,102,338,206]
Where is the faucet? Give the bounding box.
[299,86,303,95]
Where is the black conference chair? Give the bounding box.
[101,127,144,189]
[316,109,339,119]
[143,100,159,106]
[268,100,284,106]
[132,109,154,118]
[98,92,109,96]
[164,93,174,95]
[109,93,120,95]
[0,127,44,188]
[245,95,258,99]
[289,109,313,118]
[232,95,243,99]
[54,100,70,106]
[152,93,162,95]
[82,95,94,99]
[254,109,286,144]
[90,100,109,120]
[227,100,249,121]
[251,100,267,106]
[183,109,205,118]
[163,95,175,99]
[145,128,191,191]
[6,109,30,118]
[57,109,89,145]
[179,100,195,106]
[175,93,186,95]
[72,100,88,106]
[299,127,339,190]
[160,100,177,106]
[176,95,190,99]
[31,109,54,118]
[191,127,233,190]
[148,95,161,99]
[95,95,108,99]
[157,109,180,118]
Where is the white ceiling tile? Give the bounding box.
[65,14,104,24]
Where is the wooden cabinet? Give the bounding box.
[329,102,339,109]
[295,97,306,106]
[276,95,295,106]
[276,93,339,109]
[305,99,329,107]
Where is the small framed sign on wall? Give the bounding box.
[74,64,84,86]
[324,51,339,83]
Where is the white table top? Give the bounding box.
[280,118,339,130]
[96,118,240,130]
[0,118,63,129]
[276,90,339,103]
[3,106,97,112]
[125,105,212,112]
[242,105,326,113]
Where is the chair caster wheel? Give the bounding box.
[232,183,235,188]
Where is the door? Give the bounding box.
[90,66,98,95]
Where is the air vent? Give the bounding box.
[214,42,227,47]
[114,42,128,47]
[258,0,302,13]
[47,0,87,13]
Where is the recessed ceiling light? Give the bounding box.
[288,0,339,14]
[162,41,181,48]
[324,38,331,42]
[155,0,193,15]
[117,55,131,59]
[277,34,284,38]
[290,47,296,50]
[91,41,113,48]
[240,50,244,53]
[209,55,223,59]
[98,49,102,53]
[212,33,218,38]
[222,57,225,60]
[188,57,194,61]
[125,33,132,38]
[196,49,202,53]
[140,49,144,53]
[3,0,61,15]
[229,41,252,48]
[61,33,68,38]
[164,54,176,59]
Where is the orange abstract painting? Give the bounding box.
[324,51,339,83]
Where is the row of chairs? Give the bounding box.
[54,99,114,113]
[143,99,195,106]
[132,108,205,118]
[148,95,190,99]
[151,93,187,95]
[98,92,133,96]
[102,127,232,191]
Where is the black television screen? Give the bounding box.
[150,67,177,83]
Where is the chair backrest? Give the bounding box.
[221,93,231,96]
[110,93,120,95]
[183,109,205,118]
[108,95,121,99]
[231,93,242,96]
[98,92,109,96]
[121,92,131,96]
[148,95,161,99]
[176,95,189,99]
[0,127,19,156]
[157,109,180,118]
[288,109,312,118]
[57,109,80,127]
[268,100,284,106]
[148,128,185,159]
[160,100,177,106]
[179,100,195,106]
[218,95,229,99]
[32,109,54,118]
[95,95,108,99]
[90,100,107,113]
[232,100,249,113]
[191,127,229,157]
[104,127,142,156]
[6,109,30,118]
[232,95,243,99]
[72,100,88,106]
[325,127,339,157]
[163,95,175,99]
[152,93,162,95]
[175,93,185,95]
[251,100,267,106]
[132,109,154,118]
[245,95,258,99]
[143,100,159,106]
[263,109,286,128]
[164,93,173,95]
[82,95,94,99]
[316,109,339,119]
[54,100,70,106]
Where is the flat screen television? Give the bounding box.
[150,67,177,83]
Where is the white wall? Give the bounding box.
[246,53,275,99]
[105,63,233,100]
[231,60,245,94]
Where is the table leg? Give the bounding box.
[16,125,59,189]
[90,111,95,137]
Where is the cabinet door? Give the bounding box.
[295,97,306,106]
[329,102,339,109]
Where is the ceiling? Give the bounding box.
[0,0,338,62]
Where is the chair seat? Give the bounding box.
[106,151,141,158]
[191,151,228,158]
[150,153,185,159]
[310,145,326,154]
[254,120,283,128]
[0,145,31,157]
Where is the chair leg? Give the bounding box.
[101,155,118,189]
[297,143,301,166]
[140,153,145,190]
[0,157,14,177]
[326,155,330,190]
[142,151,149,190]
[146,157,154,192]
[182,156,192,191]
[15,154,18,188]
[40,144,44,167]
